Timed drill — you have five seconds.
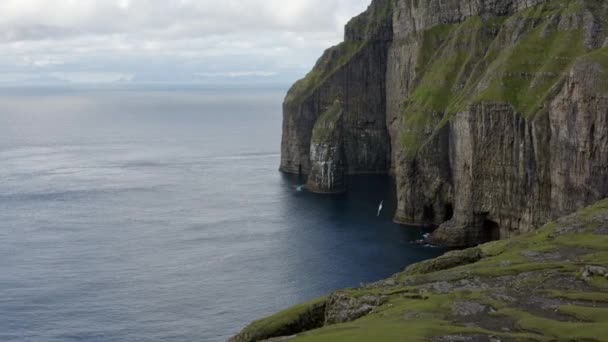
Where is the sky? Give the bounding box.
[0,0,371,85]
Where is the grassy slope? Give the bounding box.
[284,0,392,106]
[232,297,328,342]
[284,41,365,105]
[311,100,343,144]
[401,0,608,156]
[235,199,608,341]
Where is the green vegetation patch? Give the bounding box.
[580,252,608,265]
[459,0,587,116]
[293,292,550,341]
[473,27,584,116]
[311,100,343,144]
[404,247,483,276]
[400,16,498,155]
[588,276,608,290]
[400,0,608,156]
[346,0,393,37]
[556,233,608,250]
[295,294,487,342]
[579,198,608,219]
[233,297,328,342]
[497,308,608,340]
[559,305,608,322]
[479,239,511,257]
[548,290,608,303]
[285,41,365,105]
[285,0,393,106]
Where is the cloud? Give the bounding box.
[0,0,371,84]
[0,1,369,38]
[49,72,135,83]
[195,71,278,78]
[17,56,64,68]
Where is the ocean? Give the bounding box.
[0,86,443,341]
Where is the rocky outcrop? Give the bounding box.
[403,247,483,276]
[280,0,393,180]
[280,0,608,247]
[306,101,347,193]
[324,292,388,325]
[229,297,327,342]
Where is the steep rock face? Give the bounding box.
[281,0,608,246]
[431,103,553,246]
[280,0,393,181]
[549,58,608,216]
[393,0,608,247]
[306,101,348,193]
[432,56,608,246]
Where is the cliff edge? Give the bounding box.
[232,199,608,341]
[280,0,608,247]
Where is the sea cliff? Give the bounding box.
[280,0,608,247]
[230,0,608,340]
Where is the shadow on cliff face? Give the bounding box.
[482,219,501,243]
[280,173,398,221]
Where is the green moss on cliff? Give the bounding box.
[347,0,393,37]
[233,199,608,341]
[580,47,608,92]
[400,0,608,156]
[311,100,344,144]
[412,17,494,112]
[284,0,392,106]
[463,0,587,117]
[285,41,365,105]
[401,15,506,155]
[473,27,584,116]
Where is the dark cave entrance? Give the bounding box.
[423,204,454,225]
[444,204,454,222]
[482,219,501,242]
[423,205,435,223]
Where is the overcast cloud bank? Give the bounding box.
[0,0,370,85]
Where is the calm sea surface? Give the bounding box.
[0,86,443,342]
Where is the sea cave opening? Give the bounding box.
[482,219,501,242]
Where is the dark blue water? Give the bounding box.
[0,86,443,342]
